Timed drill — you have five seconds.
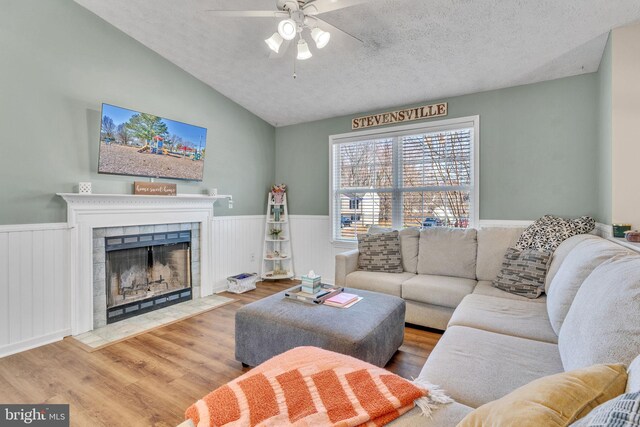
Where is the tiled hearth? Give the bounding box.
[92,222,201,329]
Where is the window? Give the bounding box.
[330,116,479,241]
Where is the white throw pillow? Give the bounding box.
[559,256,640,371]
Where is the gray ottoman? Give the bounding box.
[235,288,405,367]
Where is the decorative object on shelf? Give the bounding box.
[133,181,177,196]
[78,182,92,194]
[227,273,258,294]
[625,230,640,243]
[613,224,632,238]
[271,183,287,204]
[269,227,283,240]
[206,0,366,73]
[208,188,218,196]
[262,190,294,280]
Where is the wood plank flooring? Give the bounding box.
[0,281,442,427]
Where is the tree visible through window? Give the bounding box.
[330,118,477,241]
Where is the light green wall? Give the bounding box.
[0,0,275,225]
[596,34,613,224]
[276,74,599,220]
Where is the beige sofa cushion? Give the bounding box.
[399,228,420,273]
[402,275,476,309]
[473,281,547,303]
[387,402,473,427]
[559,255,640,371]
[545,234,596,293]
[449,294,557,343]
[420,325,563,408]
[345,271,415,297]
[547,237,630,335]
[417,228,477,279]
[475,227,524,281]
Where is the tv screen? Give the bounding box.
[98,103,207,181]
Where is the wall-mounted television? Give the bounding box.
[98,103,207,181]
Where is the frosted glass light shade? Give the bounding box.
[311,27,330,49]
[265,32,284,53]
[277,19,297,40]
[296,39,312,60]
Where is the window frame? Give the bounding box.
[329,115,480,243]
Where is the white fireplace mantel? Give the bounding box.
[57,193,231,335]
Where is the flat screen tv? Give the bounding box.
[98,103,207,181]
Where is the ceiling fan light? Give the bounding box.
[311,27,330,49]
[277,18,297,40]
[264,32,284,53]
[297,39,312,60]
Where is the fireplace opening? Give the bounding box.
[105,231,192,324]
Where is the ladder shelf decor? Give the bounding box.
[261,186,294,280]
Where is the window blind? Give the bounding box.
[330,120,476,241]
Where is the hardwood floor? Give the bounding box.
[0,281,442,427]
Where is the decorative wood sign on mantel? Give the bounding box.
[134,181,177,196]
[352,102,448,130]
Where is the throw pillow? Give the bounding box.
[492,247,552,298]
[185,346,447,427]
[366,226,420,273]
[358,230,403,273]
[516,215,596,252]
[571,391,640,427]
[458,364,628,427]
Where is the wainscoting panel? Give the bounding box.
[211,216,265,292]
[0,223,71,358]
[289,216,354,284]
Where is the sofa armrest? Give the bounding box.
[335,249,359,286]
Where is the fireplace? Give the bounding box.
[104,230,193,323]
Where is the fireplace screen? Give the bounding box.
[105,231,192,323]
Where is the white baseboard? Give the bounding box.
[0,329,71,358]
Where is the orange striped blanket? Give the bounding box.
[185,346,451,427]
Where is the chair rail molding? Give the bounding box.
[58,193,230,335]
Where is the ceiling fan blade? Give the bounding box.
[269,40,292,59]
[315,17,364,44]
[302,0,371,15]
[205,10,289,18]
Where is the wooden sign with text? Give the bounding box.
[352,102,448,130]
[134,181,177,196]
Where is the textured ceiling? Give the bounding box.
[74,0,640,127]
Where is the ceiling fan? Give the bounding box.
[206,0,368,61]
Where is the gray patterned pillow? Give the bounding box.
[516,215,595,252]
[492,247,552,298]
[358,230,403,273]
[571,391,640,426]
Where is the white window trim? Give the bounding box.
[329,115,480,244]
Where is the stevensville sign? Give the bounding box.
[352,102,448,130]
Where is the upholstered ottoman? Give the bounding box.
[235,287,405,367]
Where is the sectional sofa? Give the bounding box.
[336,226,535,330]
[336,228,640,425]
